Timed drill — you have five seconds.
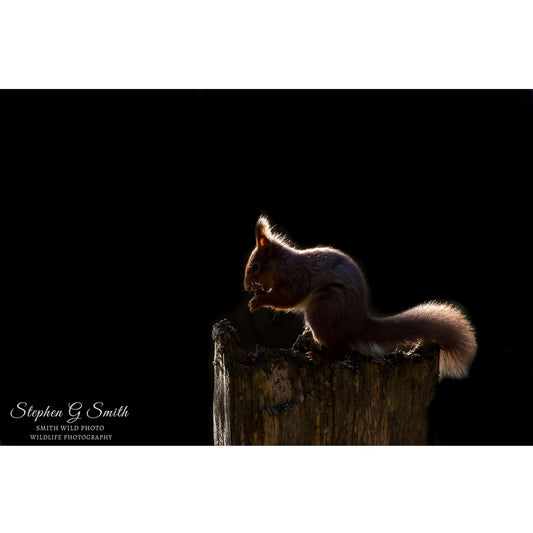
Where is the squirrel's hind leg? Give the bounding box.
[303,286,360,355]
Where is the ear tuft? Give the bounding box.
[255,216,272,248]
[255,216,271,234]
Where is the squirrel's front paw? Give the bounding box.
[248,294,264,312]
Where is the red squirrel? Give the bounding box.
[244,216,477,379]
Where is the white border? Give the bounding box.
[1,446,530,533]
[0,0,532,88]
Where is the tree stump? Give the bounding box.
[212,319,439,445]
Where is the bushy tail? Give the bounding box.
[369,301,477,379]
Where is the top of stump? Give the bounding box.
[212,318,439,371]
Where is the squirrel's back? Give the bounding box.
[295,247,369,299]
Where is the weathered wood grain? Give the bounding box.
[213,319,439,445]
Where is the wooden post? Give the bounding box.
[212,319,439,445]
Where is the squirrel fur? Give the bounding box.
[244,216,477,379]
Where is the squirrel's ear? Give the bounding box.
[255,216,271,249]
[257,234,270,249]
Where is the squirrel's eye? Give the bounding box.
[251,263,259,274]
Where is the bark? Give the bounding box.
[212,319,439,445]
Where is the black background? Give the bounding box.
[1,90,530,444]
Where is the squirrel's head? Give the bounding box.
[244,216,285,293]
